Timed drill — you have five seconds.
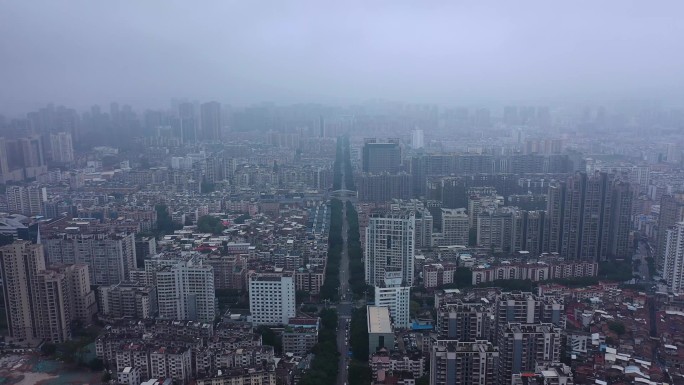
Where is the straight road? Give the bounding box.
[336,140,352,385]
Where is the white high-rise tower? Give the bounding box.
[665,222,684,294]
[365,210,415,286]
[411,128,424,149]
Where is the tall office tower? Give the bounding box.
[49,132,74,163]
[414,208,433,249]
[0,241,47,341]
[248,272,296,326]
[664,222,684,294]
[42,232,136,286]
[497,323,561,382]
[545,172,633,261]
[200,101,221,141]
[6,185,47,216]
[436,300,493,341]
[145,252,215,322]
[411,128,424,149]
[657,193,684,272]
[374,271,411,328]
[430,340,499,385]
[362,139,401,174]
[365,210,415,286]
[441,208,469,246]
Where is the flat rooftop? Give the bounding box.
[367,306,392,334]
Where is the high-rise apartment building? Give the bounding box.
[43,232,136,286]
[657,193,684,272]
[494,292,564,342]
[441,208,469,246]
[177,102,196,144]
[511,210,545,257]
[34,268,72,342]
[476,209,513,253]
[61,263,98,324]
[436,300,493,342]
[608,180,633,258]
[414,207,433,249]
[497,323,562,381]
[544,183,565,254]
[49,132,74,163]
[365,210,415,286]
[357,173,412,202]
[664,222,684,294]
[200,101,221,141]
[204,254,245,290]
[145,253,215,322]
[0,241,46,341]
[430,340,499,385]
[0,241,96,343]
[282,317,319,356]
[18,136,47,168]
[544,172,632,261]
[374,271,411,328]
[249,272,296,326]
[0,136,48,182]
[362,139,401,174]
[6,185,47,216]
[99,281,158,319]
[411,129,424,149]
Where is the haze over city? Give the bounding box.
[2,1,684,113]
[3,2,684,385]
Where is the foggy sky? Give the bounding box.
[2,1,684,113]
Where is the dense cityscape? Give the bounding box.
[3,2,684,385]
[0,100,683,385]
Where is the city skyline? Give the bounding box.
[3,1,684,114]
[1,2,684,385]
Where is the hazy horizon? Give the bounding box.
[2,1,684,115]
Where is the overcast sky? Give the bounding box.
[1,1,684,114]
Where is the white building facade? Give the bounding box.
[365,210,415,286]
[374,271,411,328]
[249,272,296,326]
[147,253,215,323]
[665,222,684,294]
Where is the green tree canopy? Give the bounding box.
[197,215,224,234]
[609,321,626,335]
